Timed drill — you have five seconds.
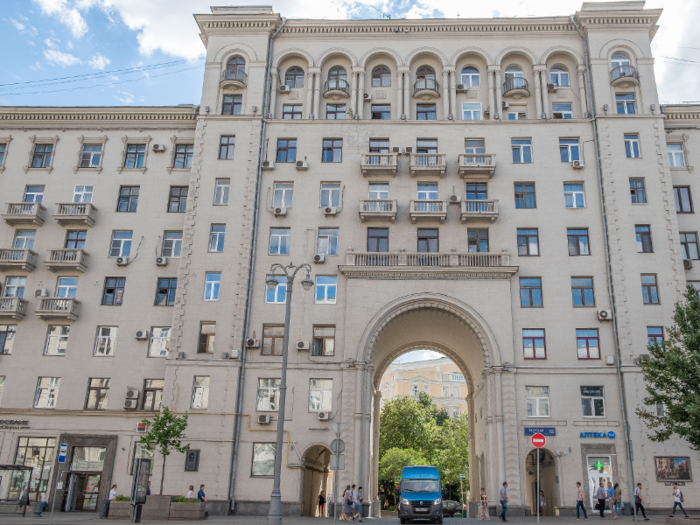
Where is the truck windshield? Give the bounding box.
[403,479,440,493]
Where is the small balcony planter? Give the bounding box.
[169,497,205,521]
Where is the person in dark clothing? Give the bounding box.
[634,483,650,521]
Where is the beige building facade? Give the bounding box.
[0,0,699,517]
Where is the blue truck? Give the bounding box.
[397,465,444,524]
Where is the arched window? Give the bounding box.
[285,67,304,88]
[372,66,391,87]
[549,65,569,87]
[417,66,436,80]
[505,66,523,79]
[327,66,347,89]
[227,57,246,74]
[611,53,630,70]
[460,67,480,87]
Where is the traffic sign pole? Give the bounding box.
[531,433,545,525]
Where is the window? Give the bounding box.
[85,378,110,410]
[624,134,640,158]
[24,185,44,203]
[417,228,439,253]
[109,231,132,257]
[174,144,194,168]
[31,144,53,168]
[369,139,390,154]
[674,186,693,213]
[315,276,337,304]
[285,67,304,88]
[572,277,595,307]
[468,229,489,253]
[635,225,653,253]
[117,186,139,212]
[517,229,539,256]
[526,386,550,417]
[681,233,699,260]
[322,139,342,162]
[0,325,16,355]
[320,183,341,208]
[34,377,60,408]
[219,136,235,160]
[616,93,636,114]
[309,379,333,411]
[168,187,188,213]
[282,105,302,119]
[56,277,78,298]
[642,274,659,304]
[460,66,480,87]
[142,379,164,411]
[209,224,226,253]
[12,436,57,501]
[124,144,146,168]
[272,183,293,208]
[559,138,580,162]
[72,185,94,203]
[647,326,664,346]
[265,275,287,304]
[416,139,438,155]
[222,95,242,115]
[372,66,391,87]
[417,182,438,201]
[367,228,389,252]
[269,228,289,255]
[465,139,485,155]
[214,179,230,205]
[611,53,630,69]
[0,143,5,166]
[368,183,389,200]
[576,329,600,359]
[191,377,210,409]
[0,376,3,405]
[149,327,170,357]
[552,103,573,119]
[564,183,585,208]
[668,144,686,167]
[77,144,101,168]
[162,232,183,258]
[462,103,482,120]
[508,111,527,120]
[371,105,391,120]
[514,183,536,209]
[327,66,347,89]
[257,379,281,411]
[198,322,215,353]
[505,65,524,80]
[326,104,346,119]
[630,178,646,204]
[317,228,339,256]
[568,229,590,256]
[101,277,126,306]
[252,443,276,477]
[313,326,335,356]
[276,139,296,163]
[581,386,605,417]
[204,272,221,301]
[511,139,532,163]
[13,230,35,250]
[45,325,69,355]
[549,66,569,87]
[416,104,437,120]
[4,276,26,298]
[227,56,246,74]
[262,325,284,356]
[94,327,117,356]
[155,278,177,306]
[520,277,543,307]
[523,329,546,359]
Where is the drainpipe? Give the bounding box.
[228,16,287,514]
[571,15,637,520]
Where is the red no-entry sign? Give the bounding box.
[531,433,546,448]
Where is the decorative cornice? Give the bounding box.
[0,107,198,126]
[662,105,700,121]
[338,265,518,279]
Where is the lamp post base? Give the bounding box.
[268,492,282,524]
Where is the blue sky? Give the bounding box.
[1,0,698,108]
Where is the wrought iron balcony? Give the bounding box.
[359,200,397,222]
[2,202,46,226]
[610,65,639,86]
[35,298,80,320]
[503,78,530,98]
[53,203,98,227]
[323,79,350,98]
[458,154,496,179]
[409,200,448,222]
[360,153,398,177]
[0,249,38,272]
[413,78,440,98]
[409,153,446,177]
[460,200,499,222]
[0,297,29,320]
[220,68,247,88]
[45,249,89,273]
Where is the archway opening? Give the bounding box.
[300,445,331,517]
[524,449,559,517]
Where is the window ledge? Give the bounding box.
[23,166,53,173]
[117,167,147,174]
[166,167,192,174]
[671,166,692,172]
[74,166,103,173]
[631,202,649,206]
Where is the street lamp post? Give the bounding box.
[266,262,313,525]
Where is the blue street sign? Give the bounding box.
[58,443,68,463]
[459,474,466,479]
[524,427,556,436]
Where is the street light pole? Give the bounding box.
[266,262,313,525]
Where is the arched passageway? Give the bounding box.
[300,445,331,516]
[525,449,559,516]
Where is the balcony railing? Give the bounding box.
[409,200,448,222]
[360,153,398,177]
[460,199,499,222]
[53,203,98,227]
[345,251,511,267]
[35,298,80,320]
[323,79,349,97]
[409,153,446,176]
[359,199,397,222]
[220,68,247,86]
[2,202,46,226]
[0,297,29,320]
[45,249,89,273]
[503,77,530,97]
[458,154,497,179]
[610,65,639,85]
[0,249,38,272]
[413,78,440,97]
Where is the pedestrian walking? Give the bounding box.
[100,484,117,519]
[197,484,207,503]
[353,486,364,522]
[499,481,509,522]
[539,490,546,516]
[146,481,151,496]
[318,490,326,517]
[669,483,688,518]
[186,486,195,499]
[613,484,621,517]
[479,487,490,520]
[596,482,606,518]
[634,483,650,521]
[607,482,617,519]
[576,482,588,520]
[341,485,353,521]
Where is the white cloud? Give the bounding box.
[114,90,134,104]
[393,350,446,364]
[88,53,111,69]
[29,61,43,72]
[11,18,39,36]
[33,0,88,37]
[44,38,57,49]
[66,41,73,50]
[43,48,81,66]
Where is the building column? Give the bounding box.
[371,391,382,510]
[396,69,404,120]
[493,67,503,120]
[540,69,550,119]
[357,70,365,119]
[403,70,411,120]
[350,71,358,117]
[533,65,544,120]
[449,69,457,120]
[313,69,321,119]
[577,65,588,116]
[268,70,279,119]
[488,68,496,120]
[442,70,450,120]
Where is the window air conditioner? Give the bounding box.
[392,146,402,153]
[324,207,339,216]
[456,84,468,93]
[125,387,140,399]
[35,289,49,298]
[246,338,260,348]
[258,414,271,425]
[274,207,287,217]
[135,330,149,340]
[313,254,326,264]
[572,159,585,169]
[152,144,166,152]
[363,93,372,101]
[262,160,275,170]
[279,85,291,93]
[405,147,413,153]
[124,398,139,410]
[597,309,613,321]
[502,101,509,109]
[156,256,168,266]
[684,259,693,270]
[296,159,309,170]
[547,83,557,93]
[318,411,330,421]
[116,256,129,266]
[297,341,310,351]
[449,195,461,204]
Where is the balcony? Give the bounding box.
[220,68,247,89]
[460,200,499,222]
[409,200,448,222]
[360,153,398,177]
[45,249,89,273]
[413,78,440,99]
[2,203,46,226]
[359,200,397,222]
[35,298,80,320]
[53,203,98,227]
[0,249,38,272]
[610,65,639,87]
[458,154,497,180]
[409,154,446,177]
[323,79,350,99]
[503,78,530,98]
[0,297,29,320]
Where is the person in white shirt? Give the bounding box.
[187,485,195,499]
[669,483,688,518]
[109,485,117,501]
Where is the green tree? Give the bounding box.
[379,447,428,484]
[379,396,439,461]
[418,391,450,427]
[435,414,470,498]
[637,285,700,450]
[140,407,190,495]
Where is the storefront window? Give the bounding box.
[70,446,107,471]
[12,437,56,502]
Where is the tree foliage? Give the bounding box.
[637,285,700,450]
[379,448,428,483]
[140,407,190,495]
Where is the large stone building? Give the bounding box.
[0,0,699,517]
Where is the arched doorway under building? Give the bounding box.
[525,449,559,516]
[300,445,331,517]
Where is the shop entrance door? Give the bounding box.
[67,472,101,511]
[587,457,613,513]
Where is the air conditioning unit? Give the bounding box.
[573,159,585,169]
[502,101,510,109]
[547,83,558,93]
[221,352,230,359]
[324,207,339,216]
[279,85,291,93]
[262,160,275,170]
[156,256,167,266]
[484,105,490,114]
[296,159,309,171]
[405,147,413,153]
[274,207,287,217]
[449,195,460,204]
[313,254,325,264]
[456,84,468,93]
[605,355,615,365]
[246,338,260,348]
[124,398,139,410]
[258,414,271,425]
[152,144,166,153]
[230,349,239,359]
[363,93,372,101]
[392,146,401,153]
[318,411,330,421]
[177,351,185,359]
[116,256,129,266]
[297,341,310,351]
[135,330,149,340]
[684,259,693,270]
[125,387,140,399]
[34,289,49,298]
[597,309,613,321]
[634,357,641,366]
